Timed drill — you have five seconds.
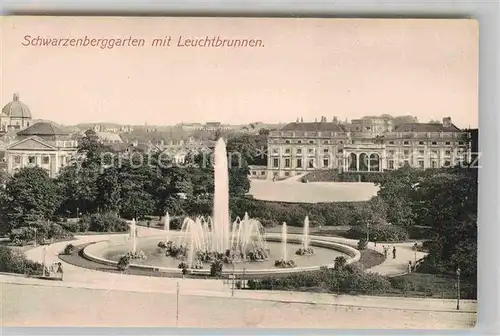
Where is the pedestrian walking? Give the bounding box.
[392,246,397,259]
[373,236,377,247]
[408,261,412,274]
[56,262,64,281]
[383,246,387,258]
[147,221,151,228]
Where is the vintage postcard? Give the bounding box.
[0,16,478,329]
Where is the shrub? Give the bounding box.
[62,244,75,255]
[9,227,36,245]
[78,219,90,232]
[347,224,409,242]
[117,255,130,271]
[247,279,257,289]
[169,217,184,230]
[48,223,67,239]
[81,213,128,233]
[357,238,368,250]
[60,221,80,233]
[251,267,391,295]
[390,276,410,291]
[210,260,223,277]
[0,246,43,274]
[334,256,347,270]
[9,221,74,246]
[229,198,368,228]
[345,262,365,274]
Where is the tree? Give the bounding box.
[258,128,270,136]
[95,167,122,214]
[77,129,110,162]
[413,168,477,278]
[0,167,60,231]
[375,166,420,229]
[56,162,100,216]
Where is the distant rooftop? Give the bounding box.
[394,123,460,133]
[17,122,69,136]
[280,122,345,133]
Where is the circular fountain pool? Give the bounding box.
[83,234,360,276]
[105,241,342,270]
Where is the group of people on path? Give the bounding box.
[382,245,397,259]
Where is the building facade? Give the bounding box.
[265,117,472,179]
[5,122,78,178]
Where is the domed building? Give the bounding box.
[5,122,78,177]
[0,93,33,133]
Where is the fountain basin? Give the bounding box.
[82,233,360,277]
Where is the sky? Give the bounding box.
[1,17,478,128]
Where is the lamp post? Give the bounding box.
[231,263,235,297]
[176,281,180,326]
[456,267,461,310]
[413,243,417,270]
[366,222,370,243]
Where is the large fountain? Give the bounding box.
[158,138,270,268]
[85,137,360,276]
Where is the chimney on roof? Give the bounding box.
[300,117,303,123]
[296,118,299,122]
[332,116,338,124]
[443,117,452,128]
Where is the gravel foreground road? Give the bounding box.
[1,283,477,329]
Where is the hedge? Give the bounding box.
[229,198,368,228]
[79,212,128,233]
[0,246,44,274]
[346,224,409,242]
[248,264,392,295]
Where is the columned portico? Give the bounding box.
[5,122,78,177]
[344,144,384,172]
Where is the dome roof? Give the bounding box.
[2,93,32,119]
[17,122,68,137]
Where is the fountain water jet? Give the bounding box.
[162,138,270,266]
[130,218,137,253]
[303,216,309,249]
[295,216,315,256]
[164,212,170,241]
[274,222,296,268]
[213,138,230,253]
[282,222,288,261]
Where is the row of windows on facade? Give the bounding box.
[12,155,69,165]
[270,157,460,170]
[270,147,465,156]
[274,139,467,146]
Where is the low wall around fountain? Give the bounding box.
[82,234,361,277]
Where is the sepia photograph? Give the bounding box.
[0,16,478,329]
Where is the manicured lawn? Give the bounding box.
[353,247,386,269]
[390,272,477,300]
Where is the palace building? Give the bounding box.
[263,116,472,179]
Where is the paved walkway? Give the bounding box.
[1,283,477,328]
[1,227,476,327]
